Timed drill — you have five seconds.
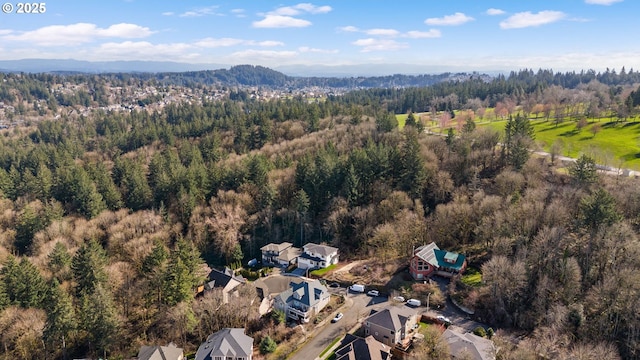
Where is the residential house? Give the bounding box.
[364,305,420,348]
[409,242,467,280]
[260,242,302,267]
[297,243,339,270]
[442,329,496,360]
[273,279,330,323]
[195,328,254,360]
[137,342,183,360]
[334,334,392,360]
[204,267,246,303]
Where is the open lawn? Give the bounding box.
[480,118,640,170]
[461,267,482,287]
[310,264,337,277]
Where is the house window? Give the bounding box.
[390,331,394,335]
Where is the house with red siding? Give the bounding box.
[409,242,467,280]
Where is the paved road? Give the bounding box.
[289,290,389,360]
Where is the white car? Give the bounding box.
[393,296,405,302]
[332,312,344,323]
[437,315,452,323]
[406,298,421,306]
[367,290,380,297]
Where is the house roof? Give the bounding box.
[303,243,338,257]
[414,242,466,271]
[335,334,391,360]
[195,328,253,360]
[137,343,183,360]
[277,246,302,262]
[433,249,466,271]
[275,279,328,307]
[207,267,245,290]
[443,329,496,360]
[365,305,418,332]
[261,242,293,252]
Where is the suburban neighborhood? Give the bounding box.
[130,240,496,360]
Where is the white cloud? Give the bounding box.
[585,0,623,4]
[2,23,154,46]
[425,12,474,26]
[486,8,506,16]
[352,38,408,52]
[338,26,359,32]
[404,30,441,39]
[179,6,221,17]
[273,3,332,15]
[298,46,338,54]
[230,49,299,62]
[231,8,246,17]
[254,3,331,28]
[500,11,566,29]
[161,11,174,16]
[194,38,284,48]
[95,41,198,61]
[253,15,312,28]
[0,30,13,35]
[365,28,400,37]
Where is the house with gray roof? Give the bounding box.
[261,242,302,267]
[137,342,183,360]
[334,334,392,360]
[364,305,419,348]
[273,279,330,323]
[442,329,496,360]
[195,328,254,360]
[204,267,246,303]
[409,242,467,280]
[297,243,339,270]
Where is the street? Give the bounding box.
[288,290,389,360]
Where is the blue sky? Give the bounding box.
[0,0,637,72]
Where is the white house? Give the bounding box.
[273,279,330,323]
[297,243,339,270]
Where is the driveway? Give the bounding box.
[288,291,389,360]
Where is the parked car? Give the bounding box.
[329,282,341,288]
[332,312,344,323]
[350,284,365,292]
[437,315,452,324]
[407,298,421,307]
[367,290,380,297]
[393,296,405,302]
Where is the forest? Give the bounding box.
[0,68,639,359]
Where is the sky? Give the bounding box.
[0,0,638,73]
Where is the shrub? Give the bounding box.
[260,335,277,354]
[271,309,285,325]
[486,327,495,339]
[473,326,487,338]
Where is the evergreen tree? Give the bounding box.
[14,203,43,255]
[79,284,120,357]
[43,279,77,359]
[161,255,193,306]
[71,239,108,296]
[48,241,72,282]
[260,336,277,354]
[570,154,598,186]
[1,256,48,308]
[503,114,534,170]
[399,129,427,198]
[343,164,361,206]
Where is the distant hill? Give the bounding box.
[0,59,492,89]
[0,59,224,73]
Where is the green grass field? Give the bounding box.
[310,264,337,277]
[480,118,640,170]
[461,267,482,287]
[396,114,408,129]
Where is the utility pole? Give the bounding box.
[426,292,431,312]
